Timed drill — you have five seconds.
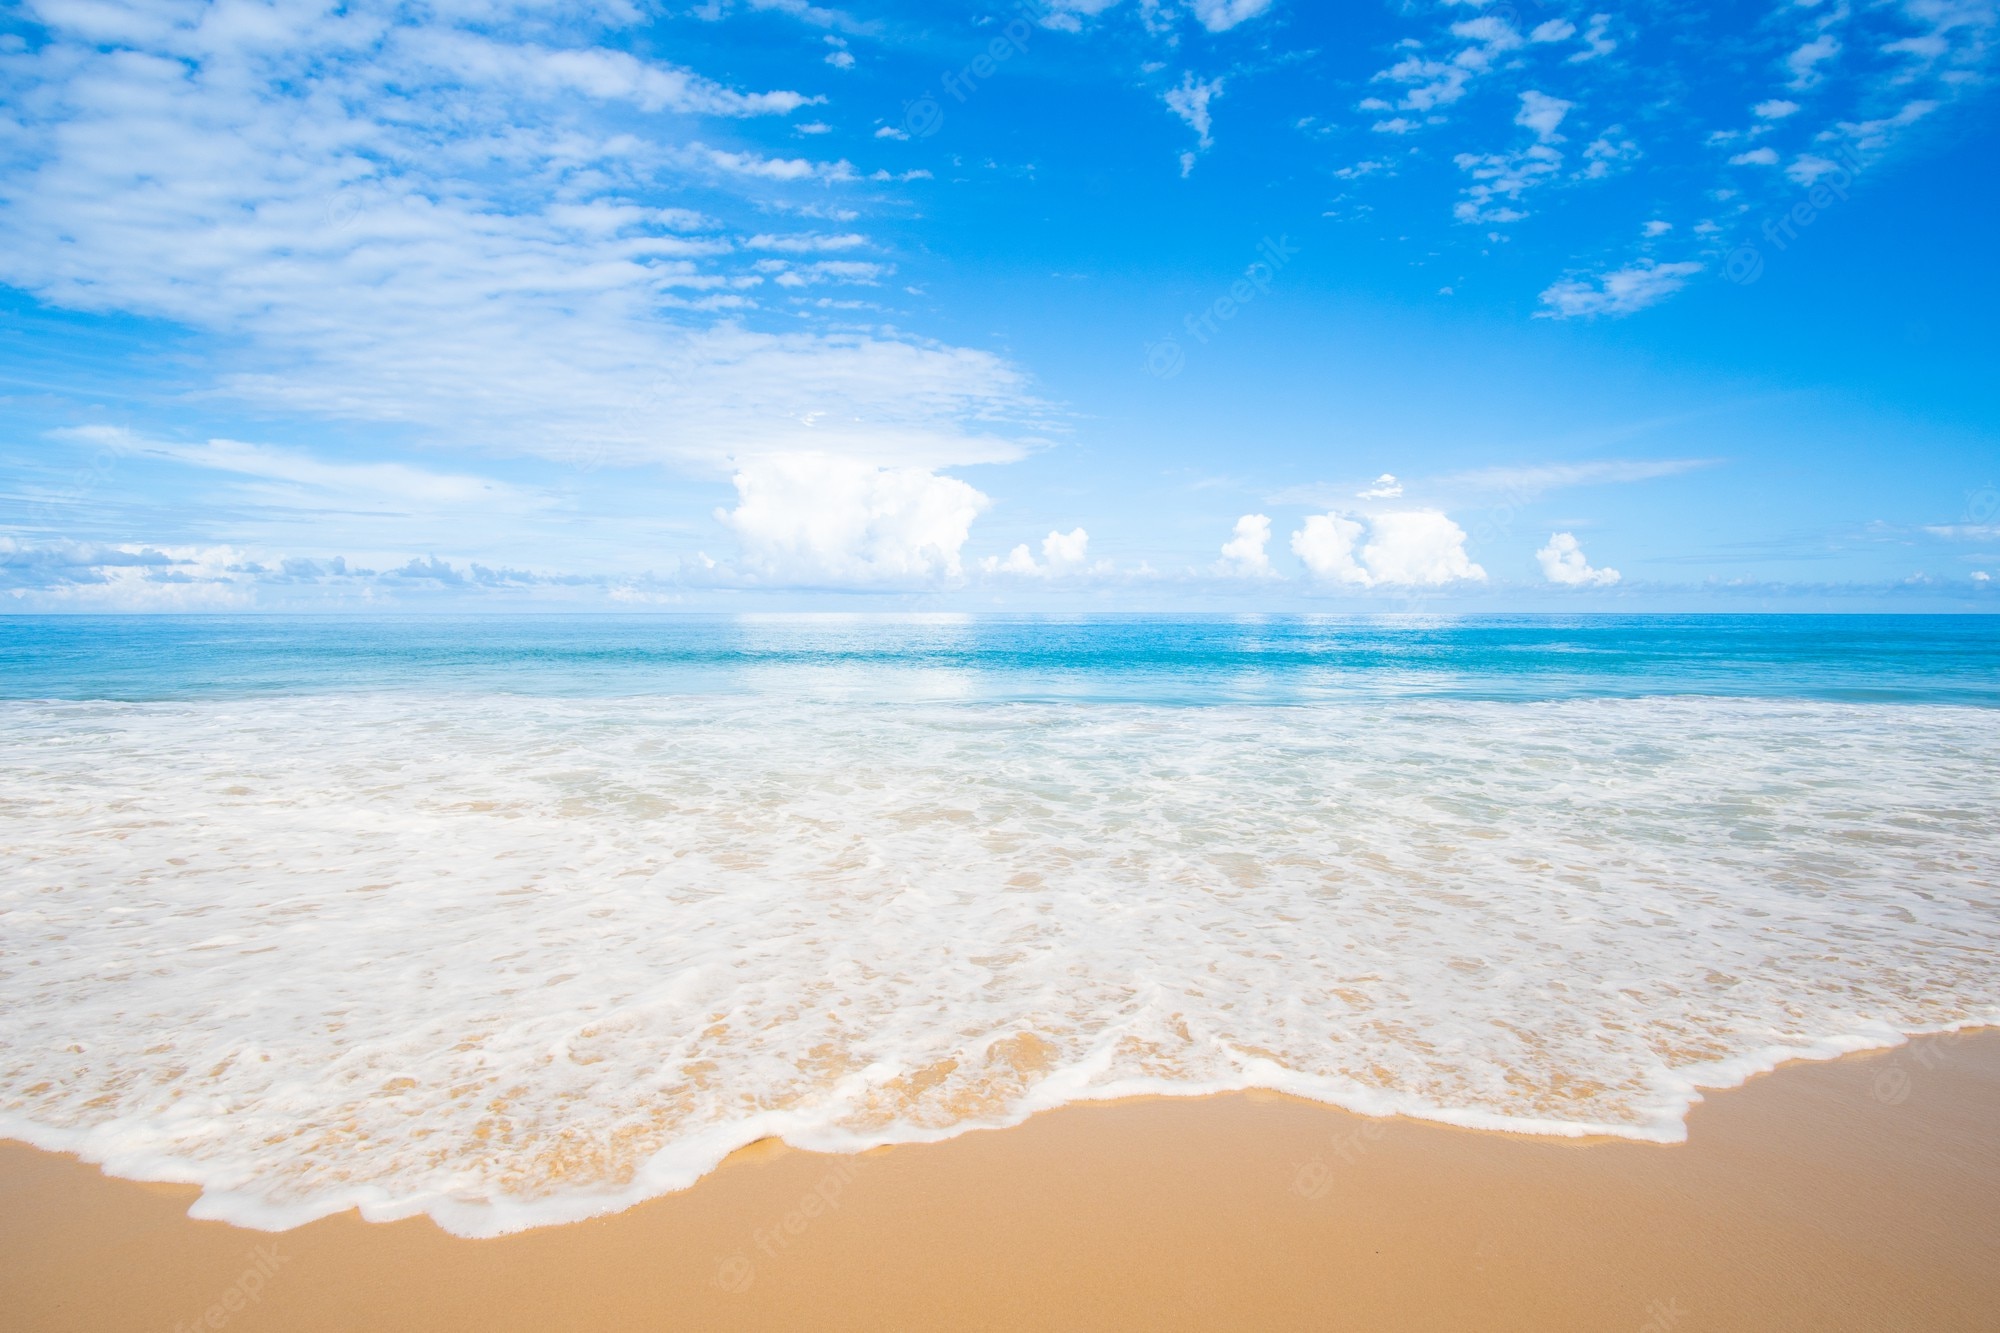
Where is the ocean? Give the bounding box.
[2,614,1996,1235]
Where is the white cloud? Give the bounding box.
[1191,0,1274,32]
[982,527,1091,577]
[718,454,989,584]
[1835,100,1939,154]
[1442,89,1575,226]
[1530,19,1576,42]
[1581,129,1640,179]
[1568,14,1615,62]
[0,539,258,609]
[1375,57,1473,114]
[1356,511,1486,585]
[1366,11,1529,128]
[1642,219,1672,236]
[1730,146,1781,166]
[1515,90,1573,142]
[1357,473,1404,499]
[1166,72,1225,153]
[1290,513,1368,584]
[1786,34,1840,88]
[0,1,1036,481]
[1754,99,1801,119]
[747,232,870,252]
[1448,16,1525,58]
[1042,526,1091,568]
[1785,154,1844,185]
[134,435,534,511]
[1217,513,1274,577]
[1536,531,1621,586]
[1438,458,1713,499]
[1453,142,1563,224]
[1038,0,1123,31]
[703,147,857,181]
[1537,260,1704,318]
[1292,511,1486,587]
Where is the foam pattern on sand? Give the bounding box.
[2,693,1996,1235]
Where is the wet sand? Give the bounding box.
[4,1030,1997,1331]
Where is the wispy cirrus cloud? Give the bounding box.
[1437,458,1717,500]
[0,0,1043,490]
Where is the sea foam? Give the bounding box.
[2,691,1996,1235]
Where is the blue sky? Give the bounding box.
[0,0,1994,610]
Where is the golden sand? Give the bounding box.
[4,1031,1996,1331]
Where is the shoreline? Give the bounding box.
[5,1030,1998,1330]
[11,1020,1996,1240]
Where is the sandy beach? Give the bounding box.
[4,1029,1995,1332]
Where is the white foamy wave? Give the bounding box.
[1,693,1996,1235]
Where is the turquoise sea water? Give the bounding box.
[4,613,1997,703]
[2,614,1997,1235]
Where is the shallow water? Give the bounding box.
[2,615,1996,1234]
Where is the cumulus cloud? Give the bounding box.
[1537,260,1703,318]
[983,527,1092,576]
[1290,513,1369,584]
[1357,473,1404,499]
[718,455,990,584]
[1536,531,1621,586]
[0,539,261,610]
[1216,514,1274,577]
[1291,511,1485,587]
